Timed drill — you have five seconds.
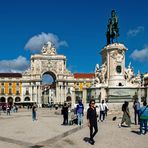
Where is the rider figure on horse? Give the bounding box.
[106,10,119,45]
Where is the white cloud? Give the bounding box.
[24,32,68,51]
[127,26,144,37]
[130,47,148,62]
[0,56,29,73]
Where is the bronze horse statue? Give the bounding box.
[106,10,119,45]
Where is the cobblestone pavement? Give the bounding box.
[0,108,147,148]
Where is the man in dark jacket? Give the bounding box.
[62,103,69,125]
[87,99,98,145]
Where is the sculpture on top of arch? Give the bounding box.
[42,41,57,55]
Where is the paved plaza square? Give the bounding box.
[0,1,148,148]
[0,108,147,148]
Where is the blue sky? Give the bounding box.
[0,0,148,74]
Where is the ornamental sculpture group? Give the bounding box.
[42,41,57,55]
[94,63,107,84]
[124,63,141,85]
[106,10,119,45]
[94,62,141,86]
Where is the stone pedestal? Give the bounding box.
[101,87,106,101]
[101,43,127,87]
[82,88,87,104]
[72,91,76,108]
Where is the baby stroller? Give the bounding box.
[69,110,78,125]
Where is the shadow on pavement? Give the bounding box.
[83,137,90,142]
[29,145,44,148]
[131,130,140,135]
[121,125,131,128]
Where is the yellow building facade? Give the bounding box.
[0,73,22,105]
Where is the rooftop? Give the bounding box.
[74,73,95,79]
[0,73,22,78]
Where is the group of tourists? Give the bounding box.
[118,99,148,135]
[86,98,148,145]
[0,104,18,116]
[61,99,109,127]
[61,100,84,126]
[60,99,109,145]
[31,97,148,145]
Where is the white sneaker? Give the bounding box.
[118,124,121,128]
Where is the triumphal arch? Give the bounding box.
[22,41,74,107]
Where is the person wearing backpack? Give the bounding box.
[76,100,84,126]
[139,101,148,135]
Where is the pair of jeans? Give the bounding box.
[32,111,36,121]
[134,110,140,124]
[100,111,105,121]
[7,110,10,115]
[63,113,68,125]
[90,122,98,140]
[140,119,147,134]
[77,113,83,125]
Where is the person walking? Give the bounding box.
[139,101,148,135]
[62,102,69,125]
[87,99,98,145]
[133,98,140,125]
[99,100,108,122]
[6,105,10,115]
[32,104,37,121]
[118,101,131,127]
[76,100,84,126]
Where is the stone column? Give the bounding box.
[63,85,66,102]
[59,85,62,103]
[56,85,59,103]
[21,85,24,102]
[71,90,76,108]
[37,85,42,107]
[60,85,64,103]
[101,87,106,101]
[32,86,34,102]
[29,85,32,101]
[82,88,87,105]
[138,87,142,102]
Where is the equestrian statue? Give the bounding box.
[106,10,119,45]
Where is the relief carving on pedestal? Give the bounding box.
[110,50,124,63]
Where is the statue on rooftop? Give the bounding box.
[42,41,57,55]
[106,10,119,45]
